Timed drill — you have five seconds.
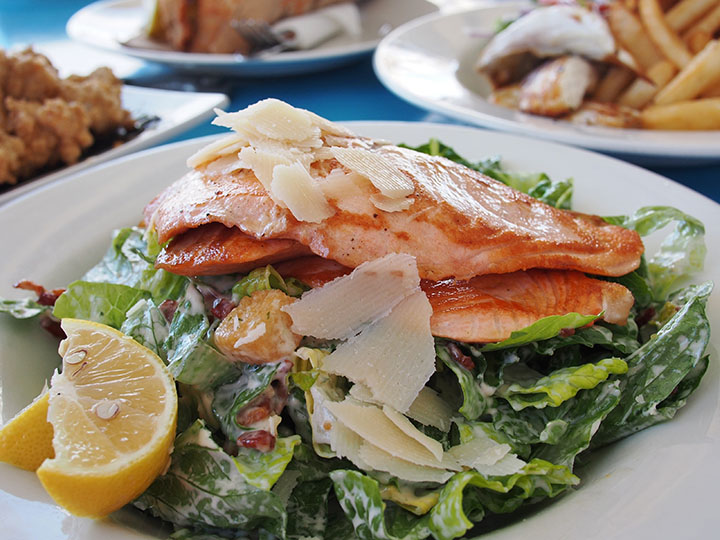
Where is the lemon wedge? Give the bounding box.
[0,390,55,471]
[36,318,177,518]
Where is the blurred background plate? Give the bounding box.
[66,0,439,76]
[373,2,720,165]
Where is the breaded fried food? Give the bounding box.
[60,67,132,134]
[0,48,133,186]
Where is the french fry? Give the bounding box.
[619,78,659,107]
[655,40,720,104]
[607,2,665,69]
[646,58,679,86]
[593,66,636,102]
[702,83,720,96]
[665,0,719,32]
[641,97,720,128]
[639,0,694,68]
[683,4,720,53]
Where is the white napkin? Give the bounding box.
[272,3,362,50]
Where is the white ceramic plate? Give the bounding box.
[1,122,718,539]
[0,85,228,206]
[66,0,439,76]
[373,2,720,164]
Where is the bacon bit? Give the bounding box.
[195,284,236,320]
[236,403,272,426]
[14,279,65,306]
[237,430,276,452]
[447,342,475,371]
[211,297,235,320]
[559,327,576,337]
[635,307,656,327]
[159,299,178,322]
[40,316,65,339]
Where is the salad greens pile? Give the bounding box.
[1,140,712,540]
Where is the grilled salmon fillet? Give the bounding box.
[273,256,634,343]
[155,222,312,275]
[145,136,643,281]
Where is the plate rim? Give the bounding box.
[372,3,720,161]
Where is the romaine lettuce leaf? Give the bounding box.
[83,227,186,302]
[234,435,301,491]
[0,297,47,318]
[435,343,489,420]
[135,420,286,537]
[330,470,431,540]
[284,477,335,540]
[164,283,238,389]
[498,357,628,410]
[427,460,578,540]
[481,313,600,352]
[120,298,170,357]
[232,265,307,302]
[212,363,279,440]
[593,283,712,446]
[605,206,706,299]
[330,458,579,540]
[53,280,150,329]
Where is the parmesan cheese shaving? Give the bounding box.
[382,405,444,461]
[328,421,370,469]
[283,253,420,341]
[324,399,443,467]
[321,290,435,412]
[474,454,526,477]
[406,387,454,432]
[358,443,454,484]
[370,193,414,213]
[270,163,334,223]
[238,146,292,192]
[331,146,414,199]
[186,132,246,168]
[444,435,511,469]
[213,99,320,144]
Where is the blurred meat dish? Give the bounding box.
[148,0,353,54]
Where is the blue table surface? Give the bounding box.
[1,0,718,204]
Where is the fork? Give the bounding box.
[231,19,296,55]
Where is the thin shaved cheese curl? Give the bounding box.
[331,146,414,199]
[358,443,454,484]
[476,454,526,476]
[187,132,247,168]
[349,384,454,433]
[444,435,511,468]
[322,290,435,412]
[382,405,444,460]
[324,399,443,468]
[329,421,370,470]
[370,193,414,213]
[407,387,454,432]
[271,163,334,223]
[283,253,421,340]
[185,99,420,220]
